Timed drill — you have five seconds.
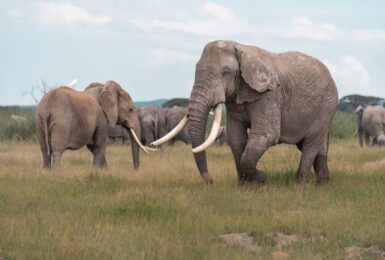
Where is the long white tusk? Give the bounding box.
[192,104,222,154]
[151,115,189,147]
[353,129,358,137]
[129,128,158,153]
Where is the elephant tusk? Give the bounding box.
[192,103,222,154]
[353,129,358,137]
[129,128,158,153]
[151,115,189,147]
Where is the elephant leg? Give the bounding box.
[364,132,370,146]
[313,153,330,184]
[239,136,270,186]
[371,138,378,147]
[226,117,248,184]
[89,126,108,168]
[295,140,319,183]
[52,151,63,170]
[312,134,330,184]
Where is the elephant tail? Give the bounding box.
[42,114,51,156]
[326,132,330,158]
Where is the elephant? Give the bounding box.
[152,40,338,186]
[215,125,227,145]
[165,106,191,145]
[35,80,153,169]
[354,105,385,146]
[137,104,167,147]
[107,124,131,145]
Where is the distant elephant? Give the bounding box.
[137,104,167,147]
[354,105,385,146]
[107,125,131,145]
[35,80,151,169]
[215,125,227,145]
[165,106,191,145]
[153,40,338,186]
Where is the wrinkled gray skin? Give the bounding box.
[107,125,131,145]
[35,80,141,169]
[137,104,167,147]
[355,105,385,146]
[188,40,338,186]
[215,125,227,145]
[166,106,191,145]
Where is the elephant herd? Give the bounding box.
[36,40,344,187]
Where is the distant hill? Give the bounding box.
[338,94,384,113]
[134,99,168,107]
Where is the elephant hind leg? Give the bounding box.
[313,154,330,184]
[87,144,107,168]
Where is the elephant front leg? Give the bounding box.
[239,136,270,187]
[226,116,248,185]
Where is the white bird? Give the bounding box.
[68,78,78,88]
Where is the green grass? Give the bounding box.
[0,139,384,259]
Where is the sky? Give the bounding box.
[1,0,384,105]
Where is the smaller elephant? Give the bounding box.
[137,104,167,147]
[215,125,227,145]
[107,125,131,145]
[165,106,191,145]
[355,105,385,146]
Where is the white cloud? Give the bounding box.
[354,29,385,44]
[131,1,250,37]
[37,2,110,27]
[7,9,22,20]
[323,55,371,95]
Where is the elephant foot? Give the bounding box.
[238,169,266,188]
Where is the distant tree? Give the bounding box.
[338,94,384,113]
[22,79,57,104]
[162,98,189,108]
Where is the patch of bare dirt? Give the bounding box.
[345,245,385,260]
[219,232,259,251]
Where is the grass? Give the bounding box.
[0,139,385,259]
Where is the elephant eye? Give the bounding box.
[222,68,231,77]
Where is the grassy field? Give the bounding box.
[0,140,385,259]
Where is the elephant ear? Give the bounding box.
[100,81,121,127]
[235,44,277,104]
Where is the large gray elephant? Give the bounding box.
[137,104,167,147]
[153,40,338,186]
[35,80,152,169]
[354,105,385,146]
[107,125,130,145]
[165,106,191,145]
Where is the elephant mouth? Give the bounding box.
[151,103,223,153]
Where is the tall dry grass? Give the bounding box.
[0,140,384,259]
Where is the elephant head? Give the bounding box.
[86,81,156,169]
[151,41,279,183]
[354,105,365,147]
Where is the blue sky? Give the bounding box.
[1,0,384,105]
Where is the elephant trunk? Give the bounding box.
[129,126,140,169]
[188,85,213,184]
[358,130,364,147]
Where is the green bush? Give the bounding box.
[330,111,356,139]
[0,107,36,141]
[162,98,189,108]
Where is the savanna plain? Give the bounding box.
[1,138,385,259]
